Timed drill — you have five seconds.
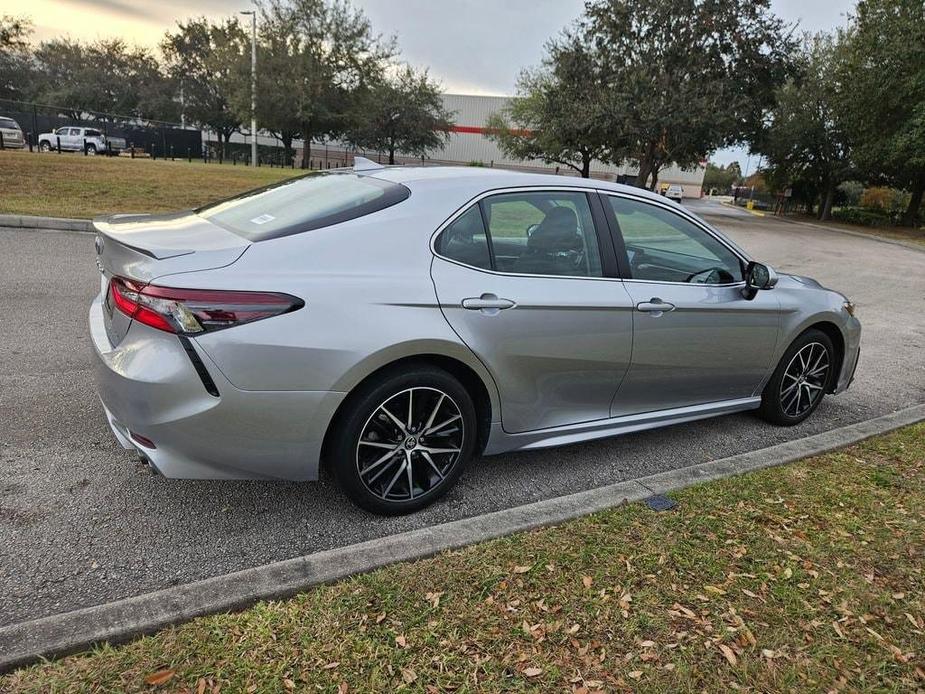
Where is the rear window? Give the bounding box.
[85,129,102,137]
[0,117,19,129]
[196,172,410,241]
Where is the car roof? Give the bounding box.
[367,165,670,204]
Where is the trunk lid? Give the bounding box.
[93,211,250,345]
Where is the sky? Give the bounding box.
[5,0,856,166]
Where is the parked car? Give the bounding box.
[665,184,684,201]
[90,160,861,514]
[38,126,126,155]
[0,116,26,148]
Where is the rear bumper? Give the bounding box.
[90,295,345,480]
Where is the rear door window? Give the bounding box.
[197,172,410,241]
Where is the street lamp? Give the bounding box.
[240,9,257,167]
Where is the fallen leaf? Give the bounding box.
[513,565,532,574]
[628,670,643,680]
[283,679,296,690]
[762,649,776,659]
[582,576,593,588]
[197,678,207,694]
[402,668,418,683]
[395,634,407,648]
[322,662,340,670]
[523,667,542,677]
[144,670,175,687]
[718,643,738,666]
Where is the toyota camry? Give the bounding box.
[90,159,861,514]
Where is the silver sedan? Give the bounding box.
[90,161,861,514]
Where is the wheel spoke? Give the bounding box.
[379,404,407,434]
[781,380,800,397]
[807,361,829,377]
[360,447,401,479]
[804,381,823,391]
[382,459,407,499]
[405,450,415,499]
[424,414,461,436]
[407,390,413,430]
[359,440,398,450]
[420,450,444,480]
[423,393,445,432]
[419,445,460,455]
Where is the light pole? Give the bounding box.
[240,10,257,167]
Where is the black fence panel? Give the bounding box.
[0,98,201,154]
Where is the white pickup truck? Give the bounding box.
[37,127,126,155]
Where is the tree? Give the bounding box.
[238,0,396,166]
[755,34,852,221]
[162,18,248,156]
[486,41,611,178]
[702,162,743,193]
[579,0,796,189]
[346,65,453,164]
[0,14,33,100]
[32,38,177,121]
[838,0,925,226]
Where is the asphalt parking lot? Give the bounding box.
[1,199,923,627]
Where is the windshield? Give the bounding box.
[197,172,410,241]
[0,117,19,129]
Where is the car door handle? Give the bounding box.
[462,294,515,312]
[636,298,675,315]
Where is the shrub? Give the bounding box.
[860,186,895,210]
[832,206,893,227]
[837,180,864,206]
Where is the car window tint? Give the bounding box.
[69,128,81,136]
[434,206,492,270]
[85,129,102,137]
[482,191,602,277]
[197,171,410,241]
[608,196,742,284]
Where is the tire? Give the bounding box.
[85,144,97,156]
[329,365,477,515]
[758,329,835,426]
[39,142,51,152]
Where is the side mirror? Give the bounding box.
[742,261,778,300]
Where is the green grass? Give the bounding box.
[0,149,301,218]
[3,423,924,692]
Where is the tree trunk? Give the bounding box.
[281,134,293,167]
[301,122,311,169]
[388,143,395,165]
[636,140,657,189]
[581,151,590,179]
[902,171,924,227]
[221,131,231,159]
[819,179,836,221]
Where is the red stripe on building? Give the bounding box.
[450,125,533,137]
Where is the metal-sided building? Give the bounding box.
[284,93,706,198]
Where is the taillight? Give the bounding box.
[108,276,303,335]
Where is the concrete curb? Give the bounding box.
[2,403,923,673]
[0,214,92,233]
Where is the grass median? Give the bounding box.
[0,149,301,219]
[4,423,924,692]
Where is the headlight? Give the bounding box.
[843,300,856,317]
